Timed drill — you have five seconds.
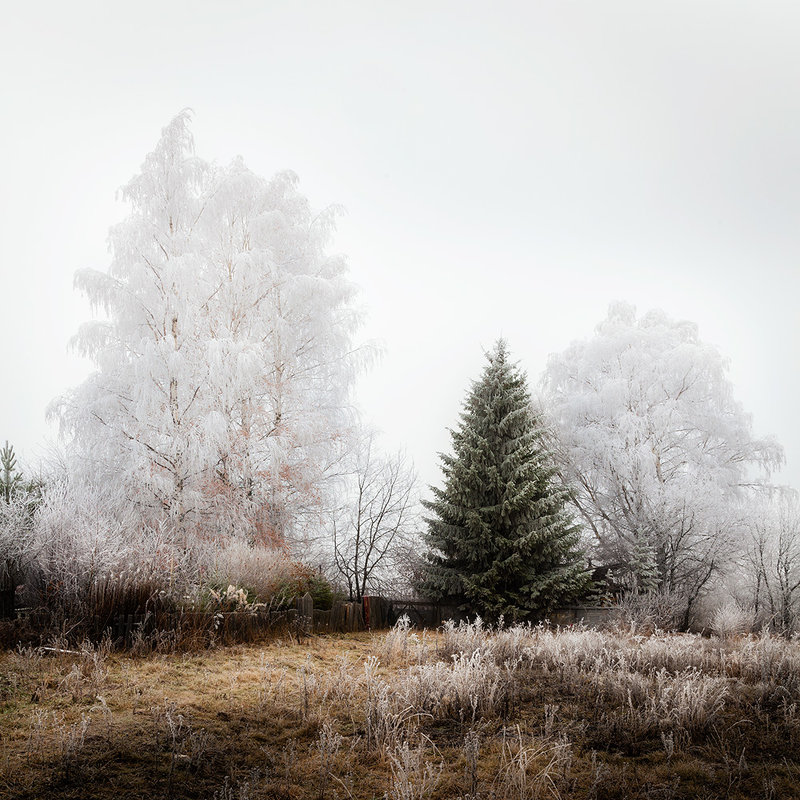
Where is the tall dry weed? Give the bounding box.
[385,739,442,800]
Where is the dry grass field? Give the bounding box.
[1,620,800,799]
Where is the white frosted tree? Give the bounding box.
[543,303,783,624]
[53,112,364,545]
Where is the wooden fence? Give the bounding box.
[104,595,373,645]
[0,569,14,620]
[77,595,470,644]
[546,605,620,627]
[8,591,619,645]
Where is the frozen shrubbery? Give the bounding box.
[380,615,432,666]
[10,477,316,644]
[613,589,688,633]
[207,540,297,604]
[710,600,756,639]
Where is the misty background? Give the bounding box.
[2,0,798,492]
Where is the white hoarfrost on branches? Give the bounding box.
[742,489,800,634]
[0,493,36,588]
[52,111,365,544]
[543,302,783,621]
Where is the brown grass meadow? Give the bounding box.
[1,619,800,799]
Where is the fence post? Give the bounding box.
[0,568,15,619]
[297,592,313,635]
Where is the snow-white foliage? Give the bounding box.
[710,600,754,638]
[29,476,205,607]
[0,444,38,585]
[52,111,365,544]
[32,479,132,596]
[543,302,783,607]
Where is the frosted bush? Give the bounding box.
[207,540,294,602]
[614,590,687,633]
[728,633,800,691]
[491,623,538,665]
[629,632,711,675]
[521,625,611,674]
[711,601,754,638]
[650,670,728,731]
[29,479,134,605]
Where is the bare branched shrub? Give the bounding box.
[615,590,686,633]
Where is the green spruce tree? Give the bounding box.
[419,340,590,621]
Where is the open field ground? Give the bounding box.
[1,621,800,799]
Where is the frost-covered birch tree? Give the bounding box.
[53,111,363,545]
[543,303,783,624]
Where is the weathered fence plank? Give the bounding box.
[0,569,15,619]
[296,592,313,634]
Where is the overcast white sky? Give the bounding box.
[2,1,799,493]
